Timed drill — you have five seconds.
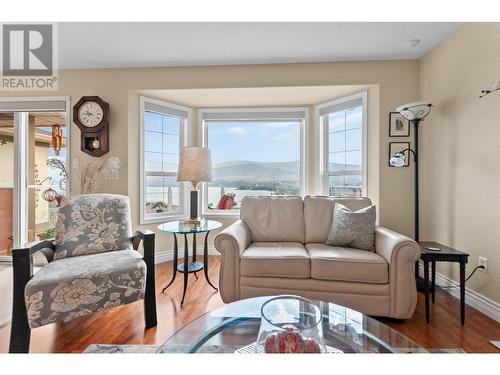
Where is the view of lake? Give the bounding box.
[145,185,293,213]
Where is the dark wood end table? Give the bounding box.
[418,241,469,325]
[158,220,222,306]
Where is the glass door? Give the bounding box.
[27,112,68,243]
[0,100,69,262]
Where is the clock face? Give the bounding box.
[78,101,104,128]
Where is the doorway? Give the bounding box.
[0,98,70,262]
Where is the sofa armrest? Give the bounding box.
[375,226,421,319]
[214,220,251,303]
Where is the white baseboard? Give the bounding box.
[418,264,500,323]
[156,247,220,264]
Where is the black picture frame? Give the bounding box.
[389,142,410,167]
[389,112,410,137]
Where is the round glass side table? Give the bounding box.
[157,220,222,306]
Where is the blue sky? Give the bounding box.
[208,121,301,165]
[143,106,363,170]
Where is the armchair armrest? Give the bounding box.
[12,240,55,261]
[214,220,251,303]
[375,226,421,319]
[10,240,56,352]
[11,240,55,282]
[132,229,157,327]
[132,230,155,252]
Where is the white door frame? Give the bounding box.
[0,96,71,262]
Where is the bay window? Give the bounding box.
[199,108,307,215]
[140,97,190,223]
[318,92,367,197]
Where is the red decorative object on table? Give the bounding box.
[216,193,235,209]
[264,329,320,353]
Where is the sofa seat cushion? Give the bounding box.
[25,250,146,329]
[306,243,388,284]
[241,242,310,279]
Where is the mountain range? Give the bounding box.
[213,160,299,182]
[213,160,361,182]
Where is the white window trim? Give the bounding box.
[139,96,191,224]
[198,106,309,218]
[0,96,71,260]
[316,91,368,197]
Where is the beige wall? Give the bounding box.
[125,62,417,250]
[1,60,419,258]
[419,23,500,303]
[2,26,499,304]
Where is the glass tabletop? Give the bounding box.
[157,220,222,234]
[156,296,426,353]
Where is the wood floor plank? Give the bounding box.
[0,256,498,353]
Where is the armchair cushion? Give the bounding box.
[54,194,133,260]
[25,250,145,328]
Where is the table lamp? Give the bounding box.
[177,147,213,225]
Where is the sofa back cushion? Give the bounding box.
[240,196,305,243]
[304,196,372,243]
[54,194,133,260]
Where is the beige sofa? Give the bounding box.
[214,196,421,319]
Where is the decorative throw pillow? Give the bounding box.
[325,202,376,251]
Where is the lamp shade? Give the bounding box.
[396,101,433,121]
[177,147,213,183]
[389,152,406,167]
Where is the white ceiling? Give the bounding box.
[137,85,372,108]
[59,23,463,69]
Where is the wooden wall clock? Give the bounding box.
[73,96,109,157]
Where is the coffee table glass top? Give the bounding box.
[157,220,222,234]
[156,296,425,353]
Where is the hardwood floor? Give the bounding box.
[0,256,498,353]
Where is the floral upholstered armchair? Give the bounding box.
[9,194,157,353]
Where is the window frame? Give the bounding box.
[139,96,191,224]
[316,91,368,197]
[198,107,309,218]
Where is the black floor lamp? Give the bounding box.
[389,101,433,291]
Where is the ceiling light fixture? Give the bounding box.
[404,39,421,48]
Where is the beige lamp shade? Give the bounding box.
[177,147,213,183]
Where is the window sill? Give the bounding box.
[140,214,188,225]
[202,211,240,220]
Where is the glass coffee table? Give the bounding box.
[156,296,426,353]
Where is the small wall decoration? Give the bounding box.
[389,142,410,167]
[77,155,121,194]
[389,112,410,137]
[73,96,110,157]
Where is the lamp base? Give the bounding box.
[183,217,202,226]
